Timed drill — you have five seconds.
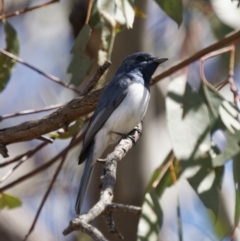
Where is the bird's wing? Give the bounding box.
[78,76,130,164]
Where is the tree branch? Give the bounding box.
[0,49,80,94]
[0,0,59,20]
[0,30,240,157]
[63,123,143,240]
[0,133,83,192]
[23,136,76,241]
[151,30,240,85]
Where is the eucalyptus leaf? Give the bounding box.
[0,21,20,91]
[166,77,211,161]
[199,83,240,167]
[184,157,223,216]
[67,24,92,86]
[137,150,177,240]
[154,0,183,26]
[0,192,22,209]
[137,190,162,241]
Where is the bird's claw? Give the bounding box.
[127,135,136,146]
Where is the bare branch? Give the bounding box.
[0,142,47,168]
[0,103,65,121]
[0,0,4,15]
[0,142,48,184]
[0,133,83,192]
[0,88,101,146]
[63,123,142,239]
[81,60,111,96]
[151,30,240,85]
[0,49,80,94]
[1,30,240,156]
[0,0,59,20]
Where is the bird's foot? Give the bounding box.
[97,158,106,164]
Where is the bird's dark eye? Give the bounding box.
[136,55,146,62]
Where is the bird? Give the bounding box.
[75,52,168,215]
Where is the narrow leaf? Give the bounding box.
[67,24,92,86]
[137,190,162,241]
[0,21,20,91]
[166,77,211,161]
[0,192,22,209]
[155,0,183,26]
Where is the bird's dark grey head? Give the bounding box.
[116,52,168,84]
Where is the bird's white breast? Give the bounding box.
[94,82,150,157]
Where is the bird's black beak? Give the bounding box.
[153,57,168,64]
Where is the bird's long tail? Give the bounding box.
[75,142,95,215]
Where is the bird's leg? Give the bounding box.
[111,131,136,146]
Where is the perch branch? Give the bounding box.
[1,30,240,157]
[63,123,143,240]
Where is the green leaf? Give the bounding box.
[183,157,223,216]
[67,24,92,86]
[155,0,183,26]
[0,192,22,209]
[137,190,163,241]
[166,77,211,161]
[137,150,177,240]
[0,21,20,91]
[199,83,240,167]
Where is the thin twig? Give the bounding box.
[0,103,65,121]
[23,136,76,241]
[0,0,59,20]
[0,0,4,16]
[81,60,111,95]
[152,152,174,188]
[36,135,53,143]
[85,0,93,24]
[0,49,80,94]
[0,143,48,184]
[0,133,84,192]
[0,142,48,168]
[200,45,239,104]
[151,30,240,85]
[1,30,240,151]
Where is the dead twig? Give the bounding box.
[151,30,240,85]
[1,30,240,156]
[23,135,76,241]
[0,142,47,168]
[0,0,59,20]
[0,103,65,121]
[0,142,48,184]
[0,49,80,94]
[81,60,111,96]
[0,133,84,192]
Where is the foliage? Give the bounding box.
[0,20,19,91]
[1,0,240,240]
